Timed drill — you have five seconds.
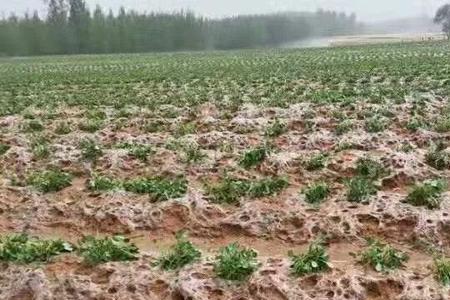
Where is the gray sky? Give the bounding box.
[0,0,448,21]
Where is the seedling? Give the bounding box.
[0,234,72,263]
[123,176,188,201]
[117,143,153,162]
[365,116,387,133]
[208,176,288,204]
[425,143,450,170]
[335,119,354,135]
[80,138,103,161]
[207,178,250,204]
[305,153,328,171]
[303,182,330,204]
[346,176,377,202]
[156,232,201,270]
[214,243,259,281]
[27,169,72,192]
[239,146,269,169]
[23,120,44,132]
[180,143,206,164]
[359,240,408,272]
[355,157,387,180]
[265,119,287,137]
[289,240,330,276]
[88,174,120,191]
[0,143,10,155]
[434,116,450,133]
[78,119,103,133]
[78,235,139,265]
[406,180,446,209]
[54,121,72,135]
[435,256,450,286]
[31,136,50,159]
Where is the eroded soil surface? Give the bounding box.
[1,94,450,300]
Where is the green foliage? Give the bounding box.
[265,119,287,137]
[0,234,73,263]
[335,119,354,135]
[289,240,330,276]
[346,176,377,202]
[207,178,251,204]
[406,180,447,209]
[435,256,450,286]
[305,153,328,171]
[118,143,153,162]
[88,174,120,191]
[239,146,269,169]
[156,233,201,270]
[359,240,408,272]
[180,143,206,164]
[123,177,188,201]
[78,118,103,133]
[365,115,387,133]
[355,157,387,179]
[303,182,330,204]
[54,121,72,135]
[214,243,259,281]
[27,169,72,192]
[207,176,288,204]
[79,138,103,161]
[23,120,44,132]
[0,143,10,155]
[247,177,289,198]
[78,235,139,265]
[425,143,450,170]
[31,136,51,159]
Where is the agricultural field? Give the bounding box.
[1,41,450,299]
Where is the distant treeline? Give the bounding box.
[0,0,360,56]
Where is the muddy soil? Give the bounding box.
[1,99,450,299]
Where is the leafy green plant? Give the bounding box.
[31,136,50,159]
[78,235,139,265]
[265,119,287,137]
[405,179,446,209]
[0,143,10,155]
[123,176,188,201]
[0,234,72,263]
[54,121,72,135]
[79,138,103,161]
[365,116,387,133]
[434,116,450,133]
[247,177,289,198]
[305,153,328,171]
[214,243,259,281]
[180,143,206,164]
[359,240,408,272]
[355,157,387,179]
[208,176,288,204]
[335,119,354,135]
[303,182,330,204]
[117,143,153,162]
[156,233,201,270]
[289,240,330,276]
[78,118,103,133]
[207,178,250,204]
[239,146,269,169]
[425,143,450,170]
[434,256,450,286]
[88,174,120,191]
[23,120,44,132]
[346,176,377,202]
[27,169,72,192]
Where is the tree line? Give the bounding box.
[0,0,360,56]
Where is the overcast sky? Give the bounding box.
[1,0,448,22]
